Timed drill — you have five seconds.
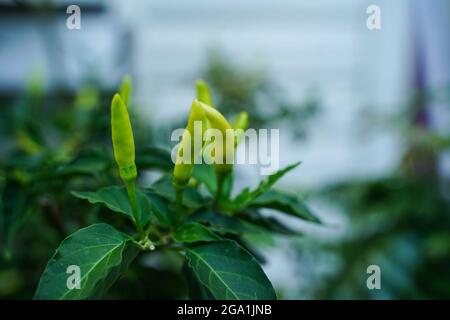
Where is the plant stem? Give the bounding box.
[125,178,144,239]
[215,170,228,209]
[175,187,184,224]
[215,181,223,209]
[145,224,164,239]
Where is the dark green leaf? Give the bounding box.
[188,210,259,235]
[185,240,277,299]
[173,223,220,243]
[230,235,267,264]
[148,176,204,209]
[182,263,215,300]
[192,163,217,194]
[188,211,271,263]
[72,186,151,229]
[141,190,176,227]
[34,223,139,300]
[232,162,301,212]
[240,209,304,235]
[251,189,320,223]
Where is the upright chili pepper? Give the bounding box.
[200,102,234,174]
[172,100,207,223]
[173,100,208,189]
[195,79,214,107]
[119,75,132,106]
[111,94,136,181]
[111,94,143,237]
[231,111,249,146]
[196,80,218,162]
[232,111,249,131]
[172,97,242,213]
[195,102,234,207]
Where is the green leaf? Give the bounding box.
[183,263,215,299]
[191,209,301,237]
[136,146,173,171]
[34,223,139,300]
[232,235,268,263]
[192,163,217,194]
[251,189,321,223]
[232,162,301,212]
[188,210,258,235]
[72,186,151,229]
[148,176,204,209]
[240,209,304,235]
[173,223,220,243]
[185,240,277,300]
[141,190,176,227]
[191,163,233,199]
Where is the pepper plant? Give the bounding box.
[34,79,321,300]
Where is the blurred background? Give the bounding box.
[0,0,449,299]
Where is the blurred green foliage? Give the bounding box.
[317,175,450,299]
[0,75,156,298]
[309,100,450,299]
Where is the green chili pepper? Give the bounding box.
[111,94,144,237]
[200,102,234,174]
[232,111,249,130]
[231,111,249,146]
[173,99,208,189]
[195,79,214,107]
[111,94,137,181]
[201,102,231,133]
[172,98,240,213]
[119,75,132,106]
